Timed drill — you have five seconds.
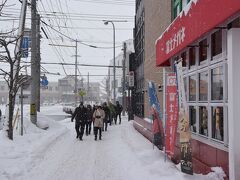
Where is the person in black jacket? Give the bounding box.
[115,101,123,124]
[85,105,93,135]
[71,102,87,140]
[102,102,110,131]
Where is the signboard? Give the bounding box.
[165,73,178,158]
[128,71,134,87]
[21,36,29,58]
[148,81,164,150]
[176,62,193,175]
[41,79,48,86]
[156,0,240,66]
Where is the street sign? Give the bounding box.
[41,79,48,86]
[128,71,134,87]
[21,36,29,58]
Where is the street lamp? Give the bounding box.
[103,20,116,104]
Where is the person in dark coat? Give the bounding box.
[102,102,110,131]
[71,102,87,140]
[108,102,116,125]
[115,101,123,124]
[85,105,93,135]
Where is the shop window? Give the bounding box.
[189,47,196,68]
[199,106,208,136]
[211,67,223,100]
[199,71,208,101]
[211,29,222,58]
[189,75,196,101]
[212,106,224,141]
[189,106,196,133]
[199,38,208,64]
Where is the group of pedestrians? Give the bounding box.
[71,101,123,141]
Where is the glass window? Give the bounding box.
[199,38,208,63]
[199,106,208,136]
[189,75,197,101]
[211,29,222,58]
[199,71,208,101]
[212,107,224,141]
[211,67,224,100]
[189,47,196,68]
[189,106,196,132]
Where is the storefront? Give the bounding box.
[156,0,240,179]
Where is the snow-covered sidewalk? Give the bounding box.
[0,105,225,180]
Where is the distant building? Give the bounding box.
[107,39,134,104]
[58,76,101,104]
[0,76,101,105]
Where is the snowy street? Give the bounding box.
[0,105,224,180]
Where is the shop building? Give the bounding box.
[155,0,240,179]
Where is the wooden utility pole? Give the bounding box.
[122,42,126,116]
[30,0,37,124]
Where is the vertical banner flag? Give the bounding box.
[176,61,193,175]
[148,81,164,150]
[165,73,178,158]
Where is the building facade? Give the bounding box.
[155,0,240,179]
[133,0,240,179]
[108,39,134,104]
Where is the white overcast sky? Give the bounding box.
[0,0,135,83]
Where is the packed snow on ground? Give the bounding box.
[0,105,225,180]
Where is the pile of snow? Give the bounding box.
[0,105,68,180]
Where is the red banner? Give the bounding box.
[165,73,178,157]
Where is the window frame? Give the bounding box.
[170,27,229,150]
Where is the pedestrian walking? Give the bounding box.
[93,105,105,141]
[108,102,116,125]
[85,105,93,135]
[115,101,123,124]
[71,102,87,141]
[102,102,110,131]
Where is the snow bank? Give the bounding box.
[0,105,68,180]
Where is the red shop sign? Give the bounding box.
[165,73,178,157]
[156,0,240,66]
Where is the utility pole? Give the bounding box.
[74,39,78,107]
[122,42,126,116]
[107,68,110,102]
[36,14,41,112]
[87,72,89,102]
[30,0,37,124]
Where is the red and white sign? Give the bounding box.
[156,0,240,66]
[165,73,178,157]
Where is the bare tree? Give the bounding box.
[0,31,28,140]
[0,0,8,12]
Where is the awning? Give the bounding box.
[156,0,240,67]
